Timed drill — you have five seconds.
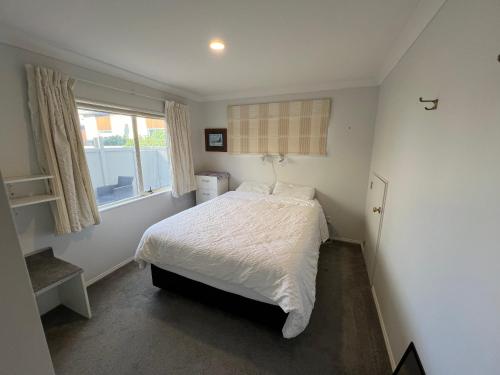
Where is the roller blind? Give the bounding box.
[227,98,331,155]
[76,99,164,119]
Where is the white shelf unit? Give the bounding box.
[4,175,55,184]
[4,175,60,208]
[10,194,60,208]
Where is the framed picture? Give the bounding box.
[205,128,227,152]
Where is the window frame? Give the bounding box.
[76,100,171,210]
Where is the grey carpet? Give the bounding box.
[42,240,391,375]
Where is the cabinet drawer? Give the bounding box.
[196,189,217,204]
[196,175,218,191]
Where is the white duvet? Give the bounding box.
[135,191,329,338]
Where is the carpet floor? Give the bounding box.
[42,240,391,375]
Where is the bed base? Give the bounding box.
[151,264,287,329]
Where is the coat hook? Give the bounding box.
[419,97,439,110]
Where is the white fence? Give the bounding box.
[85,146,171,192]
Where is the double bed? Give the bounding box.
[135,190,329,338]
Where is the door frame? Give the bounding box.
[366,172,388,285]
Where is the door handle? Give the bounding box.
[373,206,382,214]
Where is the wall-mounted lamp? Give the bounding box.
[262,154,274,163]
[262,153,288,165]
[262,153,288,183]
[277,154,288,167]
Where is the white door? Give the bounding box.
[363,173,387,285]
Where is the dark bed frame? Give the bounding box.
[151,264,288,329]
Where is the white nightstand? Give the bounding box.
[195,172,229,205]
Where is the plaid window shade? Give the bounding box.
[227,99,331,155]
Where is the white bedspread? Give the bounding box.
[134,191,329,338]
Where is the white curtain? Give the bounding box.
[165,100,196,197]
[26,65,100,234]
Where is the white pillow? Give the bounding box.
[235,181,272,195]
[272,181,315,200]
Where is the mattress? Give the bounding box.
[135,191,329,338]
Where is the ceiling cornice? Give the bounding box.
[376,0,448,84]
[0,23,204,102]
[198,78,379,102]
[0,1,446,103]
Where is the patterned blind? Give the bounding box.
[227,99,331,155]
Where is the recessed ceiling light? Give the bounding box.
[209,39,225,51]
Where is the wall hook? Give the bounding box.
[419,97,439,110]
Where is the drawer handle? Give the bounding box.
[201,179,210,183]
[202,192,210,196]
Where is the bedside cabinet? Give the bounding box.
[195,172,229,205]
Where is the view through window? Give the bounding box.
[78,107,170,206]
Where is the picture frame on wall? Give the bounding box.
[205,128,227,152]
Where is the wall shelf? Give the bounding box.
[10,194,60,208]
[4,175,54,184]
[4,174,58,209]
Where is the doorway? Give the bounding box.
[363,173,388,285]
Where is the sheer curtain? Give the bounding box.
[165,100,196,198]
[26,65,100,234]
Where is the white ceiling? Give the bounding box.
[0,0,430,100]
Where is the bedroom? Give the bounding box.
[0,0,499,374]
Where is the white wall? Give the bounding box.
[367,0,500,373]
[0,43,199,282]
[193,88,379,241]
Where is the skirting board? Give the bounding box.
[371,286,396,369]
[85,256,135,287]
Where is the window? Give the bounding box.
[78,105,170,207]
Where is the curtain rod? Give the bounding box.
[75,77,170,103]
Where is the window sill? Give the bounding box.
[98,187,171,213]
